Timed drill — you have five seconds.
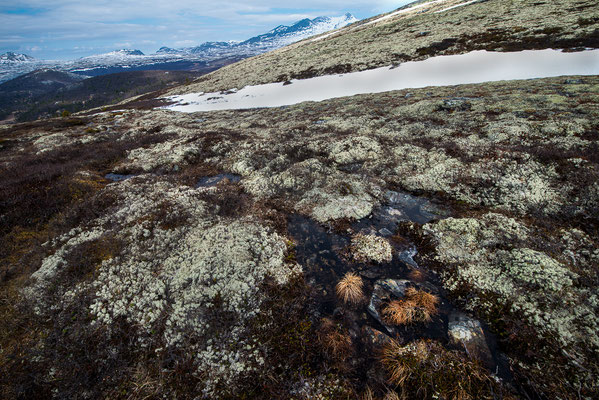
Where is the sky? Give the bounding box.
[0,1,413,60]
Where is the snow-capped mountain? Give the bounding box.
[181,14,358,58]
[0,13,358,83]
[64,49,148,72]
[156,47,184,55]
[239,13,358,49]
[0,52,36,62]
[0,52,50,83]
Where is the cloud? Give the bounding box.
[0,1,413,59]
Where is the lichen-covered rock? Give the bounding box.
[448,311,494,369]
[362,326,393,349]
[351,233,393,264]
[423,212,599,385]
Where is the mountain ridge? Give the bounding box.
[0,13,358,83]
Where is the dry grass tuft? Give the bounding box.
[361,387,375,400]
[382,287,439,326]
[336,272,365,305]
[383,391,402,400]
[383,300,417,325]
[381,339,411,386]
[408,268,425,282]
[319,318,353,361]
[406,287,439,317]
[379,339,504,399]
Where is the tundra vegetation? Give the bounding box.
[1,0,599,398]
[1,74,597,399]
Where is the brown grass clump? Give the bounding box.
[361,387,375,400]
[408,268,425,282]
[383,391,402,400]
[336,272,364,305]
[405,287,439,316]
[319,318,353,361]
[381,339,411,386]
[383,300,417,325]
[382,287,439,326]
[380,339,506,399]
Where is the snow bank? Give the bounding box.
[435,0,480,14]
[365,0,450,26]
[163,49,599,113]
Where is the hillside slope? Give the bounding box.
[169,0,598,94]
[1,0,599,399]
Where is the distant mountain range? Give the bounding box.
[0,14,358,83]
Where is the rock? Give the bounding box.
[362,326,393,349]
[378,278,409,298]
[366,279,410,334]
[399,247,418,268]
[563,78,583,84]
[438,97,472,112]
[359,268,382,279]
[448,311,494,369]
[378,227,393,236]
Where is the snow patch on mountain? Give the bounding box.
[0,52,49,83]
[435,0,481,13]
[0,13,358,83]
[163,49,599,112]
[177,14,358,58]
[1,52,36,62]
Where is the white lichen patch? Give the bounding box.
[300,191,374,223]
[117,134,200,172]
[498,248,576,292]
[24,227,105,307]
[481,157,562,214]
[25,175,301,395]
[392,144,465,195]
[423,213,599,359]
[329,135,382,165]
[351,233,393,263]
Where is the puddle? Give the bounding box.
[289,215,447,339]
[287,208,511,381]
[105,173,135,182]
[196,173,241,188]
[353,190,448,236]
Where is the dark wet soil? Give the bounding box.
[105,173,135,182]
[287,191,512,381]
[196,173,241,188]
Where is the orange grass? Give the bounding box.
[336,272,364,304]
[382,287,439,326]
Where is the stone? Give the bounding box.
[438,98,472,112]
[448,311,494,369]
[362,326,393,349]
[399,247,418,268]
[366,279,410,334]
